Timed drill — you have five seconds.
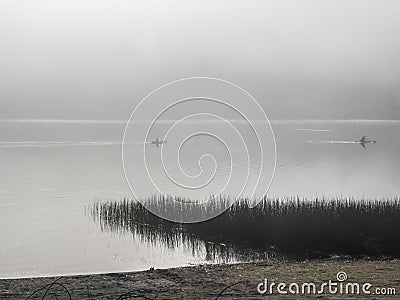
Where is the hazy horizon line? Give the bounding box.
[0,118,399,124]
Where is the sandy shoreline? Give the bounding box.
[1,259,399,299]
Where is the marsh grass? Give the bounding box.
[88,196,400,259]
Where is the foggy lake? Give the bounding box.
[0,119,399,278]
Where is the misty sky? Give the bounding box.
[1,0,400,120]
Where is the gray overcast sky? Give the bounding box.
[1,0,400,120]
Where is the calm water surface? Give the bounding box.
[0,120,399,278]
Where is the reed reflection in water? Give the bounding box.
[87,197,279,264]
[88,195,400,259]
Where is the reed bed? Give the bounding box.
[88,196,400,259]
